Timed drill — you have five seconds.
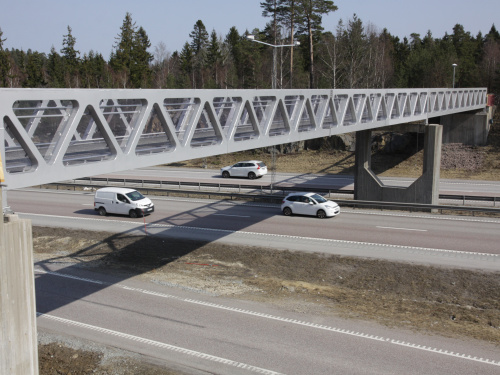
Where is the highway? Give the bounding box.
[96,166,500,197]
[7,188,500,374]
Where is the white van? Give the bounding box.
[94,187,154,218]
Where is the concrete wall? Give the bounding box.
[440,110,490,146]
[0,206,38,375]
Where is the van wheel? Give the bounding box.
[98,207,107,216]
[129,210,139,218]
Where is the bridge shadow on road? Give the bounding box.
[33,167,360,317]
[34,195,290,316]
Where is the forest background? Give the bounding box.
[0,0,499,102]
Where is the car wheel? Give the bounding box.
[283,207,292,216]
[129,210,138,218]
[222,171,230,178]
[98,207,107,216]
[317,209,327,219]
[248,172,256,179]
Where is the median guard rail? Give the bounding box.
[38,178,500,216]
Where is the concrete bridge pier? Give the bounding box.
[354,124,443,205]
[0,187,39,375]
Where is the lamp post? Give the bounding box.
[246,35,300,89]
[452,63,457,88]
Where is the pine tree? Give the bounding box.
[295,0,337,88]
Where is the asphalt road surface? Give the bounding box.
[7,189,500,374]
[97,167,500,196]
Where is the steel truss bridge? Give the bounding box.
[0,88,487,191]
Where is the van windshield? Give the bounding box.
[126,191,145,201]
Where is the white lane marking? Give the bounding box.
[36,269,500,368]
[36,313,285,375]
[376,226,427,232]
[213,214,250,218]
[23,212,500,259]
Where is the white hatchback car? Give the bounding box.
[281,192,340,218]
[221,160,267,179]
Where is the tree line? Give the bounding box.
[0,0,499,98]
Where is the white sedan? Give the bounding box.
[281,192,340,218]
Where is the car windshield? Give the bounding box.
[126,191,145,201]
[311,194,327,203]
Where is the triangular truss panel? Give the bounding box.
[190,101,222,148]
[64,105,114,166]
[376,96,388,121]
[163,98,198,144]
[298,99,317,132]
[235,100,259,141]
[398,93,411,117]
[284,95,304,130]
[252,96,275,131]
[311,95,329,126]
[359,95,374,124]
[322,98,339,129]
[136,103,176,156]
[99,98,145,152]
[419,93,428,114]
[3,116,37,174]
[268,99,290,136]
[386,94,400,119]
[11,99,76,164]
[213,97,241,138]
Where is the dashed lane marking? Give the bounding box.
[36,269,500,368]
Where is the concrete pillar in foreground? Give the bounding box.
[0,187,39,375]
[354,124,442,205]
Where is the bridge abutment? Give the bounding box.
[1,189,39,375]
[439,108,492,146]
[354,124,442,205]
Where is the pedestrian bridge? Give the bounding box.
[0,87,487,191]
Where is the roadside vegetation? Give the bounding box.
[1,2,500,95]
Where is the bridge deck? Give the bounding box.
[0,88,487,190]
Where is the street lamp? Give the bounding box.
[246,34,300,89]
[452,63,458,88]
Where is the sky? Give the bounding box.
[0,0,498,59]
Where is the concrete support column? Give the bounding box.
[354,124,442,205]
[0,189,39,375]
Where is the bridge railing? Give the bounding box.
[1,88,487,190]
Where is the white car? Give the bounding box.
[221,160,267,179]
[281,192,340,218]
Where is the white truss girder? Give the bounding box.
[0,88,487,190]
